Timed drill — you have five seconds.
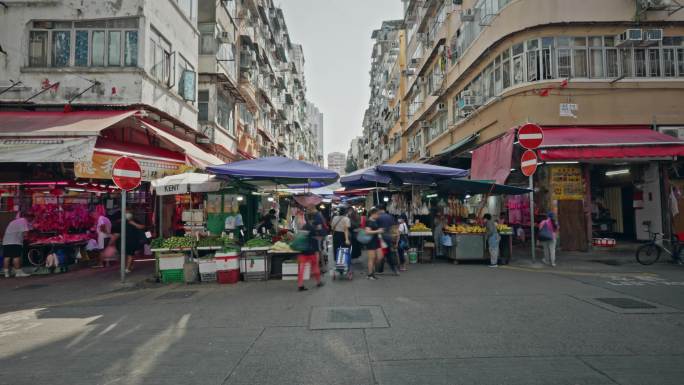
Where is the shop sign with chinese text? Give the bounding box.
[550,165,584,200]
[75,152,191,181]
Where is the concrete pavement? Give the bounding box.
[1,253,683,385]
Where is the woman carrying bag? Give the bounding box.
[538,212,559,267]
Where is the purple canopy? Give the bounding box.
[207,157,339,184]
[376,163,468,185]
[339,167,392,188]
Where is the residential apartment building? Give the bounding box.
[354,0,684,250]
[0,0,321,170]
[327,151,346,176]
[308,102,324,165]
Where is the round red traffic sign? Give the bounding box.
[520,150,538,177]
[112,157,142,191]
[518,123,544,150]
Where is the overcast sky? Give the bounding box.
[278,0,404,163]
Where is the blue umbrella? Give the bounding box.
[339,167,392,188]
[207,157,339,185]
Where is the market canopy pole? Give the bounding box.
[111,157,142,283]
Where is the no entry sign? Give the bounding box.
[518,123,544,150]
[521,150,538,177]
[112,157,142,191]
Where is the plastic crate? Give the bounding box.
[200,272,217,282]
[161,268,184,283]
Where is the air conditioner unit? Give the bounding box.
[640,0,673,9]
[460,9,477,22]
[437,102,447,112]
[659,126,684,140]
[645,28,664,42]
[458,96,481,110]
[420,121,431,129]
[615,29,643,47]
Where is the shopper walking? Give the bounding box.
[539,212,560,267]
[331,207,351,261]
[376,205,398,275]
[397,214,409,271]
[483,214,500,267]
[2,212,32,278]
[295,212,323,291]
[91,210,112,268]
[348,209,362,260]
[433,212,446,258]
[364,208,384,280]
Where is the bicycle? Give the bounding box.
[635,221,683,265]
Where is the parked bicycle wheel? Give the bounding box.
[636,244,660,265]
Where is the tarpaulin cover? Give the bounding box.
[0,110,137,137]
[376,163,468,185]
[207,156,339,184]
[141,120,223,167]
[437,179,530,196]
[470,131,514,185]
[538,126,684,160]
[339,167,392,188]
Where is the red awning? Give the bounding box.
[538,126,684,161]
[471,131,515,184]
[0,110,138,137]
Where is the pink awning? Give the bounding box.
[470,131,514,184]
[0,110,137,137]
[538,126,684,160]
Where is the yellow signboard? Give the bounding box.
[75,152,191,181]
[550,165,584,201]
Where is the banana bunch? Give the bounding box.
[410,222,431,232]
[497,224,513,234]
[445,225,486,234]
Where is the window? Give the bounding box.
[678,49,684,77]
[526,39,539,82]
[28,31,48,67]
[663,48,676,77]
[621,48,633,77]
[494,55,502,93]
[217,94,235,135]
[590,48,604,78]
[51,31,70,67]
[124,31,138,66]
[198,90,209,121]
[541,38,555,79]
[452,96,459,124]
[572,47,587,77]
[177,54,195,101]
[502,49,511,89]
[648,48,660,77]
[150,28,173,86]
[557,48,571,78]
[606,48,619,77]
[92,31,105,66]
[634,49,646,77]
[108,31,121,66]
[29,19,138,68]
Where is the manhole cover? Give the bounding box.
[14,284,49,290]
[310,306,389,330]
[595,297,657,309]
[155,290,197,300]
[328,308,373,323]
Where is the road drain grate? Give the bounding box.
[328,308,373,323]
[594,297,657,309]
[155,290,197,300]
[310,306,389,330]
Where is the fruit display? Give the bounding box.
[270,241,296,253]
[444,225,486,234]
[150,237,165,249]
[497,224,513,234]
[161,236,195,249]
[244,238,273,248]
[410,222,431,232]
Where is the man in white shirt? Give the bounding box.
[2,213,33,278]
[91,211,112,268]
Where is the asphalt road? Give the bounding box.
[1,256,683,385]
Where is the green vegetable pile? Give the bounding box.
[221,236,238,248]
[244,238,273,248]
[150,237,165,249]
[197,236,223,247]
[162,236,195,249]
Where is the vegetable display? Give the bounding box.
[161,236,195,249]
[150,238,165,249]
[197,236,223,247]
[410,222,431,232]
[270,241,296,253]
[244,238,273,248]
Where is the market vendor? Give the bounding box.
[2,212,33,278]
[257,209,277,235]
